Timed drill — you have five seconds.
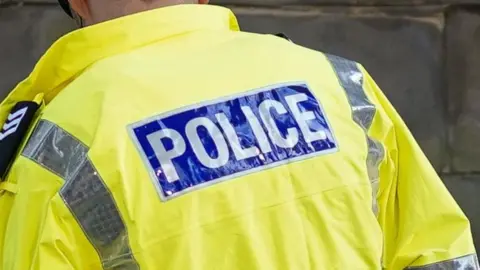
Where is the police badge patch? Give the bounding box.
[129,82,338,201]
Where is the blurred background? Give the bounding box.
[1,0,479,247]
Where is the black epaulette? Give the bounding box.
[0,94,43,181]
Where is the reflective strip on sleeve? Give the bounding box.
[22,120,139,269]
[22,120,88,180]
[326,54,385,215]
[406,254,480,270]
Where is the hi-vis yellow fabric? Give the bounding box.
[0,4,477,270]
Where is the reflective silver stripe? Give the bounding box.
[22,120,139,269]
[326,54,385,215]
[406,254,480,270]
[22,120,88,180]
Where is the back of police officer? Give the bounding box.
[0,0,477,269]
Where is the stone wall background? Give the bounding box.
[1,0,479,248]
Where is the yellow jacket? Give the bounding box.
[0,4,477,270]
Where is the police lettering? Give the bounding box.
[130,83,337,200]
[147,93,327,183]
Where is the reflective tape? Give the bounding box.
[22,120,139,269]
[406,254,480,270]
[326,54,385,215]
[22,120,88,180]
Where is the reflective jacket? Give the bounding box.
[0,4,477,270]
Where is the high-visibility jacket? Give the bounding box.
[0,4,477,270]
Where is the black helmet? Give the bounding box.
[58,0,73,17]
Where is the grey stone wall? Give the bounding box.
[1,0,479,249]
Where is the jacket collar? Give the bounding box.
[0,4,239,119]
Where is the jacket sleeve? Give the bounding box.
[360,66,478,269]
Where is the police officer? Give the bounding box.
[0,0,477,269]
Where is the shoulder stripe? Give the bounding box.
[22,120,139,269]
[326,54,385,216]
[406,254,479,270]
[22,120,88,179]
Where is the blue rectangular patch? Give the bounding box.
[129,83,337,201]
